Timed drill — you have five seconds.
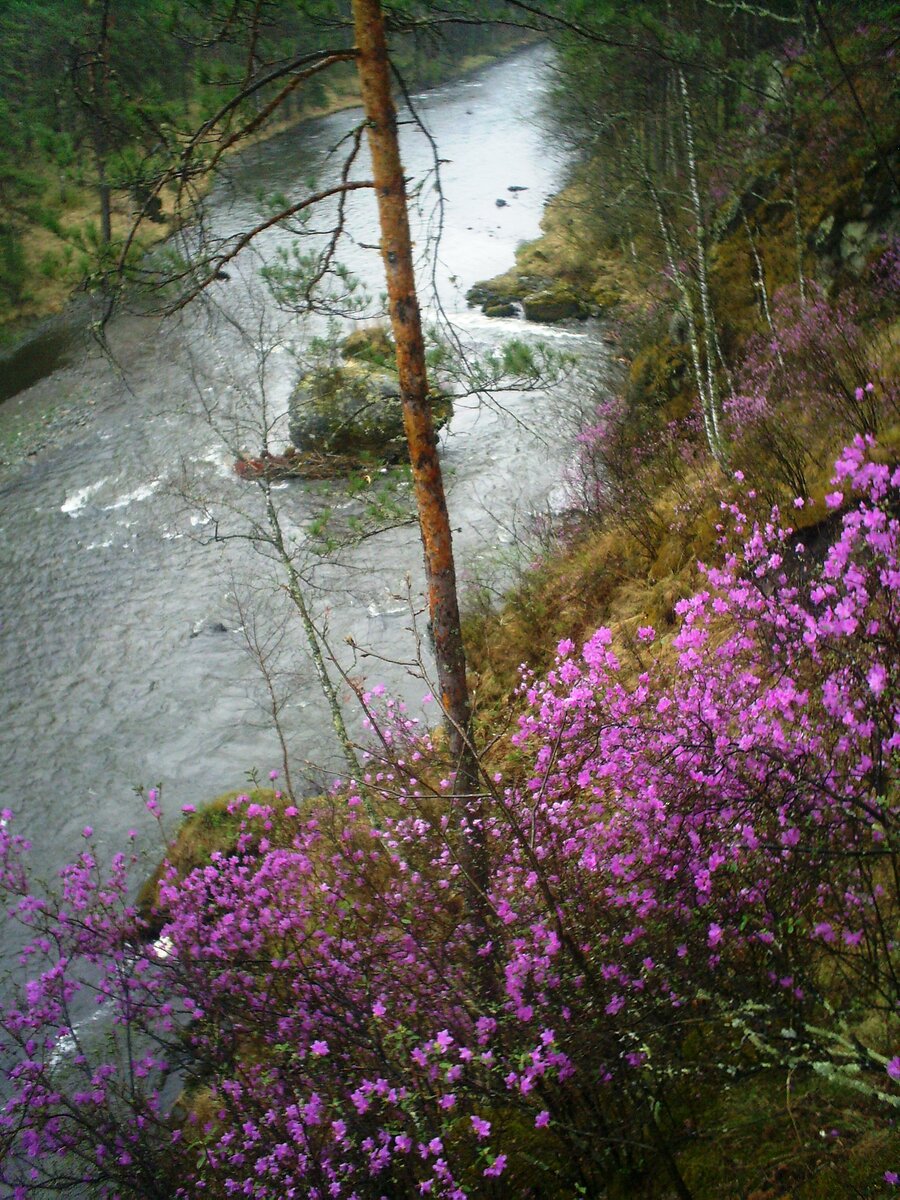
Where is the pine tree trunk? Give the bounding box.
[351,1,496,983]
[350,0,475,781]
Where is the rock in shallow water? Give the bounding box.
[521,284,589,323]
[288,362,452,461]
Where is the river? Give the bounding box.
[0,44,609,893]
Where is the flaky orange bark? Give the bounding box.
[352,0,474,774]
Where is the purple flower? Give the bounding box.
[484,1154,507,1178]
[867,663,887,695]
[471,1116,491,1138]
[887,1057,900,1082]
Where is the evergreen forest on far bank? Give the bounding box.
[0,0,519,330]
[0,2,898,1198]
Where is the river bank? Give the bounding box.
[0,33,533,360]
[462,142,899,714]
[1,10,897,1196]
[0,41,593,889]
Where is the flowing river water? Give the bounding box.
[0,44,610,897]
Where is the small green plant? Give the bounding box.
[39,251,59,279]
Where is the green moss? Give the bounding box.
[522,283,589,322]
[483,301,518,318]
[669,1070,898,1200]
[465,267,529,309]
[591,279,623,309]
[627,338,690,411]
[289,361,452,461]
[340,322,395,369]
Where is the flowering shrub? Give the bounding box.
[728,283,899,497]
[564,390,700,560]
[1,439,898,1197]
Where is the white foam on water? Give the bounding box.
[61,479,107,516]
[447,312,591,340]
[367,601,409,619]
[48,1005,108,1069]
[187,445,234,478]
[49,1030,77,1067]
[151,934,175,960]
[103,479,161,510]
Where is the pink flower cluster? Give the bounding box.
[0,439,897,1197]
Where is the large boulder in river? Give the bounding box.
[288,362,452,462]
[467,270,592,323]
[522,283,589,323]
[465,268,528,310]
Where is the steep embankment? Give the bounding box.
[463,79,899,715]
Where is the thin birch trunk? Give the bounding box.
[678,69,726,464]
[265,494,361,781]
[742,212,787,372]
[787,101,807,304]
[645,169,718,462]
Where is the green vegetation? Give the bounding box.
[0,4,897,1197]
[467,3,899,716]
[457,8,899,1192]
[0,1,527,330]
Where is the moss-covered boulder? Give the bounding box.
[467,256,600,322]
[465,268,529,309]
[288,361,452,462]
[522,284,589,323]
